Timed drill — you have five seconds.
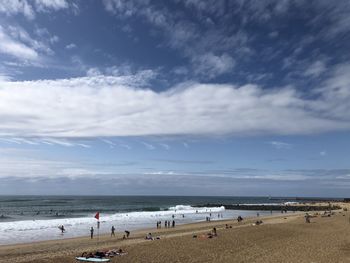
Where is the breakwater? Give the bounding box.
[195,204,341,211]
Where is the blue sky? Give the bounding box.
[0,0,350,196]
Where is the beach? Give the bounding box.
[1,207,349,263]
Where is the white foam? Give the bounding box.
[284,202,299,205]
[0,205,226,244]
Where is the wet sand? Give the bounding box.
[1,208,350,263]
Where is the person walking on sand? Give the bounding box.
[90,226,94,239]
[125,230,130,238]
[111,225,115,237]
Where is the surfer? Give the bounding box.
[61,225,65,233]
[90,227,94,239]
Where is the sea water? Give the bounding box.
[0,196,289,245]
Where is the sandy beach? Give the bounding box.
[1,207,350,263]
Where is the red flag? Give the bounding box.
[94,212,100,220]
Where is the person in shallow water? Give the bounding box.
[90,227,94,239]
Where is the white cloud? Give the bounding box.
[0,26,39,60]
[320,151,327,156]
[86,67,102,76]
[50,35,59,44]
[7,25,53,55]
[193,53,235,78]
[0,137,90,148]
[304,60,326,78]
[100,138,116,148]
[66,43,77,49]
[159,143,170,150]
[268,141,292,150]
[0,0,34,19]
[141,142,155,150]
[0,0,69,19]
[0,63,349,138]
[34,0,68,11]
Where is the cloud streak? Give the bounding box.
[0,0,70,19]
[0,63,350,138]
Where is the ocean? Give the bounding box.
[0,196,290,245]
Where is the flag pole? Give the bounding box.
[94,212,100,242]
[97,220,100,241]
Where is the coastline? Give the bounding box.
[1,202,349,263]
[0,212,308,263]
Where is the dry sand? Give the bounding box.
[1,209,350,263]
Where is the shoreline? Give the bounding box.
[0,209,299,248]
[0,211,302,248]
[1,200,343,247]
[1,206,349,263]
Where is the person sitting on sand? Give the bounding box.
[212,227,217,236]
[305,213,311,223]
[145,233,153,240]
[255,220,263,225]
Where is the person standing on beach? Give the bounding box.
[111,225,115,237]
[165,221,167,228]
[90,227,94,239]
[172,220,175,228]
[125,230,130,238]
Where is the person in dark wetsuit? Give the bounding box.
[90,227,94,239]
[111,225,115,237]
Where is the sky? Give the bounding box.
[0,0,350,196]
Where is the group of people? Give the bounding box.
[87,226,130,239]
[156,220,176,228]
